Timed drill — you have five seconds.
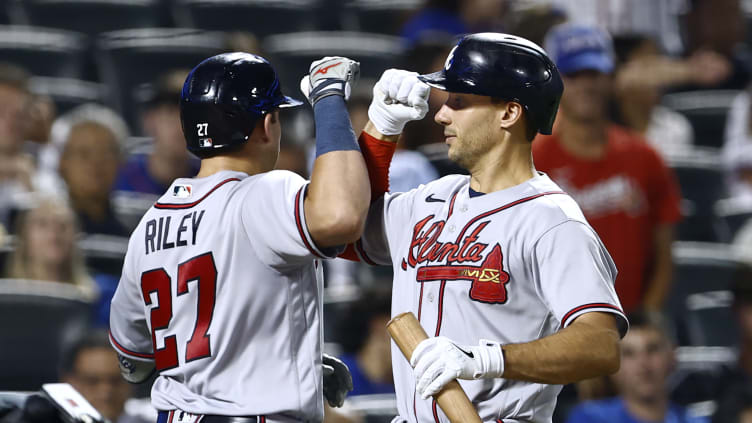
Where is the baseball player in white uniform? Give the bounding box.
[351,34,629,422]
[109,53,368,423]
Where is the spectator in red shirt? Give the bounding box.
[533,24,682,312]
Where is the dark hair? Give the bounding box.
[0,62,30,93]
[732,264,752,306]
[712,384,752,423]
[335,291,391,354]
[625,309,674,342]
[59,330,112,377]
[611,34,659,65]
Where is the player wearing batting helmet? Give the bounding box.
[345,33,628,422]
[109,52,369,422]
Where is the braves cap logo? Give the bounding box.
[445,45,458,70]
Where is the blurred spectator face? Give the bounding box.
[612,327,674,401]
[23,201,76,270]
[0,83,30,151]
[544,24,614,125]
[561,71,611,123]
[59,122,120,201]
[62,346,130,421]
[144,104,186,160]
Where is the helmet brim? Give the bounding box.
[277,95,304,108]
[418,71,448,91]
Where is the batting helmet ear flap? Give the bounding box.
[180,52,303,156]
[418,33,563,135]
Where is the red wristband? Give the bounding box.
[358,131,397,201]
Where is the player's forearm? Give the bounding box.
[501,312,621,384]
[643,225,675,310]
[306,95,371,247]
[307,150,370,246]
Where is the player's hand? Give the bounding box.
[300,56,360,106]
[368,69,430,135]
[410,337,505,399]
[322,353,353,408]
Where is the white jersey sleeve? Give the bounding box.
[109,246,155,362]
[533,219,628,335]
[241,170,340,267]
[353,190,417,265]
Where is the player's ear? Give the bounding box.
[261,111,279,143]
[499,101,523,131]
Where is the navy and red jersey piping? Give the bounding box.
[293,186,326,259]
[109,330,154,359]
[561,302,625,328]
[154,178,240,209]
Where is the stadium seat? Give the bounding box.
[0,25,86,78]
[79,234,128,276]
[173,0,321,36]
[668,149,729,242]
[662,90,740,149]
[264,31,405,99]
[96,28,226,134]
[342,0,424,35]
[17,0,163,36]
[0,279,93,390]
[715,197,752,241]
[667,242,744,346]
[28,76,105,115]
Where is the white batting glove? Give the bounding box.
[300,56,360,105]
[368,69,430,135]
[410,337,505,399]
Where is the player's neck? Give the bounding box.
[468,138,536,194]
[196,156,272,178]
[557,115,609,160]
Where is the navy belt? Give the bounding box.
[157,411,266,423]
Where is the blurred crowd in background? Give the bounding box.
[1,0,752,422]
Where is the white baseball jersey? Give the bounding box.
[109,169,336,422]
[355,172,627,423]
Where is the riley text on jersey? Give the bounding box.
[145,210,206,255]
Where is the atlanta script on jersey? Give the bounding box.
[355,173,627,423]
[109,170,336,422]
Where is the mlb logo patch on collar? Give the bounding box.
[173,184,192,198]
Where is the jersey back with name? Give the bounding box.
[109,170,335,420]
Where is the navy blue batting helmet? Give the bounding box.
[419,33,563,135]
[180,52,303,155]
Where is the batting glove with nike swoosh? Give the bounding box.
[410,337,505,399]
[300,56,360,106]
[368,68,430,135]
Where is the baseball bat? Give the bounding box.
[387,312,483,423]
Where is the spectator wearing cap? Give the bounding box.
[533,23,682,313]
[566,311,707,423]
[114,69,199,197]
